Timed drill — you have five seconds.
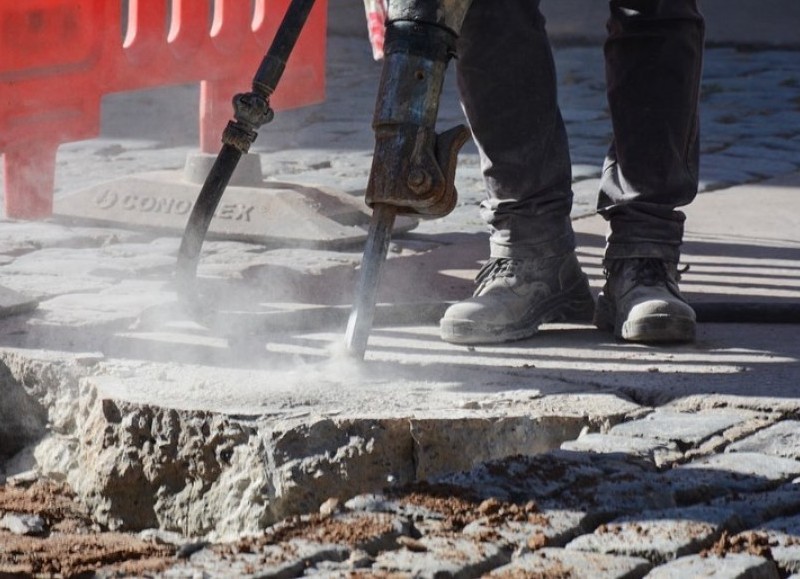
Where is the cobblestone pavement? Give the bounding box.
[2,34,800,579]
[10,38,799,231]
[98,39,800,578]
[143,410,800,578]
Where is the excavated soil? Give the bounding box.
[0,478,173,577]
[0,477,553,576]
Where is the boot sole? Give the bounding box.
[594,295,696,343]
[440,279,595,345]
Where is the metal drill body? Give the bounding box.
[345,0,473,358]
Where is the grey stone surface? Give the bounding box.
[665,453,800,504]
[373,535,509,577]
[0,362,47,460]
[710,483,800,529]
[560,432,683,467]
[566,506,741,564]
[440,451,653,505]
[757,514,800,575]
[0,513,46,536]
[410,415,588,480]
[727,421,800,459]
[645,553,780,579]
[168,539,349,578]
[607,410,759,447]
[490,548,652,579]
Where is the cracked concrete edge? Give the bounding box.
[1,348,642,538]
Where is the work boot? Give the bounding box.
[440,253,595,344]
[594,258,696,343]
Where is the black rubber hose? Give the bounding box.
[693,301,800,324]
[175,0,318,289]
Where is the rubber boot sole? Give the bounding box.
[594,294,696,343]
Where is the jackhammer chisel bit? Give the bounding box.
[176,0,317,291]
[345,0,473,359]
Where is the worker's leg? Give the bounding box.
[594,0,705,342]
[440,0,593,344]
[456,0,574,260]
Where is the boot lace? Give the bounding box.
[474,258,520,293]
[605,258,688,285]
[632,258,669,286]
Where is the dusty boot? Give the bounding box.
[440,253,595,344]
[594,258,696,343]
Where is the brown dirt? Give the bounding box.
[1,477,553,576]
[217,510,399,558]
[0,478,173,578]
[391,481,549,531]
[701,530,775,560]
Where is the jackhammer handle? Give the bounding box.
[175,0,318,289]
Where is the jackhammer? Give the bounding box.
[344,0,474,358]
[175,0,473,359]
[175,0,799,360]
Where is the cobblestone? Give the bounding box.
[727,421,800,459]
[565,506,741,564]
[645,553,780,579]
[757,515,800,573]
[560,432,683,467]
[606,409,760,449]
[489,548,652,578]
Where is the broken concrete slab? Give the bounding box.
[0,361,47,460]
[757,514,800,575]
[11,347,639,538]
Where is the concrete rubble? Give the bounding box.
[1,16,800,579]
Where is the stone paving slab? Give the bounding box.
[560,432,683,467]
[372,535,510,577]
[167,539,350,578]
[757,514,800,575]
[489,547,652,579]
[665,453,800,505]
[644,553,780,579]
[710,483,800,529]
[606,409,759,448]
[726,421,800,460]
[565,506,742,564]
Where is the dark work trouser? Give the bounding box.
[455,0,705,263]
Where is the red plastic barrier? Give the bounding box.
[0,0,327,218]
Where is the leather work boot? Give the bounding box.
[440,253,595,344]
[593,258,696,343]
